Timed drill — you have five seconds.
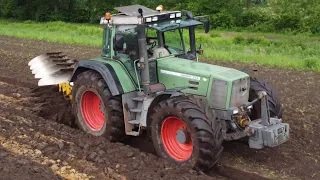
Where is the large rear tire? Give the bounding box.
[72,70,125,142]
[150,96,223,171]
[249,78,284,120]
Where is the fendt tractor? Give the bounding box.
[28,5,289,170]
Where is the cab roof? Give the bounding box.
[100,4,203,30]
[114,4,157,17]
[114,4,178,17]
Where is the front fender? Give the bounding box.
[71,59,137,96]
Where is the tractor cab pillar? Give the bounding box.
[156,31,165,47]
[188,26,196,57]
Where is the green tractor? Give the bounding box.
[28,5,289,170]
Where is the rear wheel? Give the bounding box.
[150,96,223,171]
[72,70,125,142]
[249,78,284,119]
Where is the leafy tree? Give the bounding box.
[0,0,319,34]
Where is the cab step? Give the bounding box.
[128,120,140,125]
[126,131,140,136]
[130,108,142,113]
[131,96,145,102]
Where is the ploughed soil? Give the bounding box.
[0,35,319,180]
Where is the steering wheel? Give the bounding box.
[150,41,157,49]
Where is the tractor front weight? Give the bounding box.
[242,91,289,149]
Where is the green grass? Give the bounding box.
[0,19,102,46]
[194,31,320,71]
[0,19,319,71]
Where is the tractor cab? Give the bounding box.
[101,4,209,62]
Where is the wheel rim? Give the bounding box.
[81,90,105,131]
[161,116,193,161]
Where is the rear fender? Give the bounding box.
[71,60,137,96]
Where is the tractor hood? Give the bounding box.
[157,56,249,107]
[157,56,249,82]
[156,56,249,98]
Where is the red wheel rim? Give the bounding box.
[161,116,193,161]
[81,90,105,131]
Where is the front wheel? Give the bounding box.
[150,96,223,171]
[249,78,284,120]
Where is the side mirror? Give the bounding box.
[197,44,204,55]
[182,10,194,19]
[204,20,210,33]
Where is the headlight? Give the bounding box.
[210,79,228,109]
[170,14,175,18]
[152,16,158,21]
[176,12,182,18]
[233,108,239,114]
[229,77,250,107]
[146,17,152,22]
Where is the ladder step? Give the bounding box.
[128,120,140,124]
[126,131,140,136]
[132,96,145,102]
[130,108,142,113]
[137,92,145,96]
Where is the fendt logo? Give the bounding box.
[160,69,201,81]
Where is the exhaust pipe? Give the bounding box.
[137,24,150,95]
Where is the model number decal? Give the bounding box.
[160,70,201,81]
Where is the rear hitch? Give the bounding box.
[245,91,289,149]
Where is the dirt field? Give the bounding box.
[0,35,319,180]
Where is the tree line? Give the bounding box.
[0,0,319,34]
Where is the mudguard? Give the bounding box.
[71,59,137,96]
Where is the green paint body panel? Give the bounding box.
[157,56,249,109]
[89,57,137,93]
[157,56,211,96]
[88,55,249,110]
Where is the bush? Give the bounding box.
[300,6,320,34]
[253,36,266,44]
[275,14,300,32]
[247,37,255,44]
[236,7,277,31]
[233,35,245,44]
[211,10,234,29]
[304,58,318,69]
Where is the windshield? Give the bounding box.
[164,29,185,54]
[147,28,187,55]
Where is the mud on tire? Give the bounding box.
[249,78,284,119]
[72,70,125,142]
[150,96,223,171]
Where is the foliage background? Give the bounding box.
[0,0,320,34]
